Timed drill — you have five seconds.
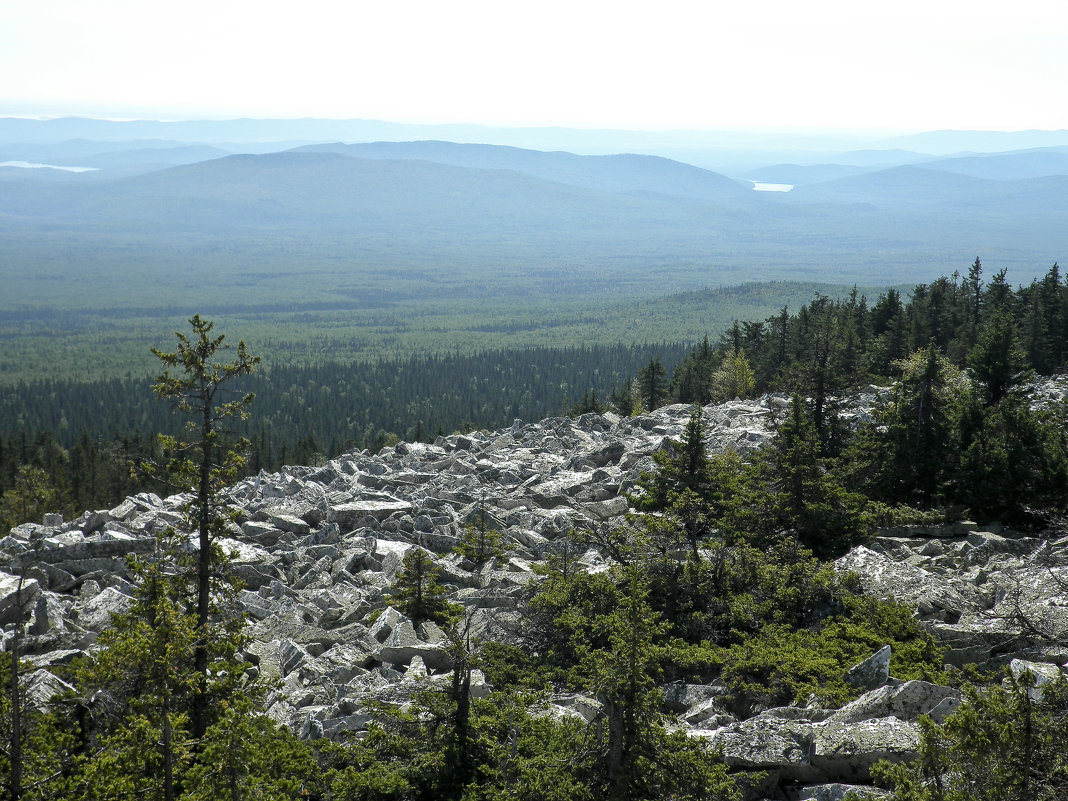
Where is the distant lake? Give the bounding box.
[0,160,98,172]
[749,181,793,192]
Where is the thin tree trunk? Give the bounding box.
[193,397,212,741]
[8,574,25,801]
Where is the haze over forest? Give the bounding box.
[2,116,1066,383]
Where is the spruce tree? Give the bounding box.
[863,346,961,506]
[637,357,668,413]
[968,310,1028,407]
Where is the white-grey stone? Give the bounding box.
[846,645,891,691]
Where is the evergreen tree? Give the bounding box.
[956,387,1068,521]
[608,376,638,417]
[710,347,755,402]
[964,256,983,349]
[0,466,57,533]
[389,549,461,626]
[76,558,199,801]
[454,496,507,568]
[70,537,268,801]
[861,347,962,506]
[983,267,1015,319]
[868,288,908,377]
[876,674,1068,801]
[150,315,259,740]
[672,336,717,405]
[767,395,869,557]
[637,357,668,412]
[968,310,1028,407]
[569,389,606,416]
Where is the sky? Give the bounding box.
[3,0,1068,132]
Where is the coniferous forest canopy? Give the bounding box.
[3,260,1066,519]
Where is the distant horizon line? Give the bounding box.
[4,113,1067,138]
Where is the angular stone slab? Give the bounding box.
[327,500,413,526]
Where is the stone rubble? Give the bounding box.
[1,386,1066,799]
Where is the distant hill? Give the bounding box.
[918,147,1068,180]
[0,150,754,236]
[790,165,988,204]
[743,163,872,185]
[790,164,1068,214]
[292,141,749,200]
[747,147,1068,186]
[1,146,1064,321]
[0,143,233,180]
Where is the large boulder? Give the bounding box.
[827,680,960,724]
[0,573,40,626]
[698,715,920,783]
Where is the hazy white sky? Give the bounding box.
[3,0,1067,131]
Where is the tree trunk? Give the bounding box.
[8,575,25,801]
[193,397,212,741]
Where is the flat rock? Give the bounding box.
[327,500,413,526]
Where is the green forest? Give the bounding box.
[1,260,1067,799]
[3,261,1066,522]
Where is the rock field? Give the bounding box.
[3,385,1066,800]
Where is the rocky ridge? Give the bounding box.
[3,384,1067,800]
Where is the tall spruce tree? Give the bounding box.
[864,346,961,506]
[637,357,668,413]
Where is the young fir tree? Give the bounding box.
[862,346,962,507]
[768,395,868,557]
[389,549,461,626]
[629,405,711,511]
[75,558,200,801]
[526,552,740,801]
[69,541,293,801]
[454,495,506,569]
[150,315,259,740]
[967,309,1028,408]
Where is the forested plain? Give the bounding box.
[3,262,1066,532]
[2,259,1068,799]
